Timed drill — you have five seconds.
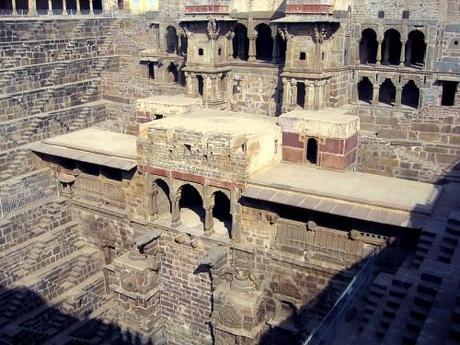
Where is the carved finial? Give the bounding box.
[207,16,219,40]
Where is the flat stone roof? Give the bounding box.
[148,109,278,137]
[31,128,138,171]
[244,163,442,228]
[137,94,203,107]
[279,107,359,138]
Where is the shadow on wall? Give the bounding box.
[254,157,459,345]
[0,285,156,345]
[0,163,458,345]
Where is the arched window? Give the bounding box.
[0,0,13,14]
[93,0,102,14]
[359,28,378,64]
[406,30,426,67]
[167,63,178,83]
[179,184,205,230]
[296,82,305,108]
[166,26,178,54]
[154,179,171,217]
[379,78,396,106]
[36,0,48,13]
[401,81,420,108]
[306,138,318,165]
[16,0,28,14]
[80,0,89,14]
[441,81,458,106]
[358,77,373,104]
[255,23,273,62]
[382,29,402,66]
[232,23,249,61]
[51,0,63,14]
[212,191,232,239]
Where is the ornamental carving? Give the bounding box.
[275,277,302,300]
[218,303,242,329]
[207,17,219,40]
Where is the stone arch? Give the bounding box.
[379,78,396,106]
[255,23,273,61]
[232,23,249,60]
[406,30,426,67]
[167,62,179,83]
[358,77,373,104]
[359,28,378,64]
[153,178,171,217]
[382,29,402,65]
[177,183,205,231]
[401,80,420,108]
[166,26,178,54]
[212,191,232,239]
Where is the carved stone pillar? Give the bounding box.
[149,188,159,221]
[185,73,194,97]
[395,85,402,107]
[48,0,52,14]
[303,81,310,109]
[62,0,67,15]
[12,0,17,15]
[372,84,380,105]
[248,31,257,62]
[204,208,214,235]
[376,40,382,65]
[282,79,290,113]
[89,0,93,14]
[355,39,361,64]
[291,79,298,109]
[400,38,407,66]
[76,0,80,14]
[28,0,36,15]
[171,191,181,227]
[313,81,320,110]
[271,34,279,64]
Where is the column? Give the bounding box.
[248,32,257,62]
[303,82,310,109]
[148,189,159,221]
[185,73,194,97]
[76,0,80,14]
[62,0,67,15]
[282,79,290,113]
[12,0,17,15]
[372,84,380,105]
[376,40,382,65]
[313,82,320,110]
[89,0,93,14]
[47,0,52,14]
[395,85,402,107]
[291,80,298,109]
[28,0,36,15]
[400,37,407,66]
[204,208,214,235]
[271,35,279,64]
[355,39,361,64]
[171,192,181,227]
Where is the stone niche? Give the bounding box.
[279,107,360,171]
[139,109,282,183]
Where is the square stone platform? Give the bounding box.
[136,94,203,123]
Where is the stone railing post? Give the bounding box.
[376,40,382,65]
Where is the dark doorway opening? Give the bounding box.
[36,0,48,13]
[441,81,458,106]
[232,23,249,60]
[255,23,273,62]
[382,29,402,65]
[80,0,89,14]
[16,0,28,14]
[93,0,102,13]
[359,28,378,64]
[167,63,178,83]
[358,77,373,104]
[197,75,204,96]
[155,179,171,216]
[306,138,318,165]
[179,184,205,229]
[212,191,232,239]
[296,82,305,108]
[117,0,123,9]
[379,78,396,106]
[148,62,155,79]
[406,30,426,67]
[401,80,420,108]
